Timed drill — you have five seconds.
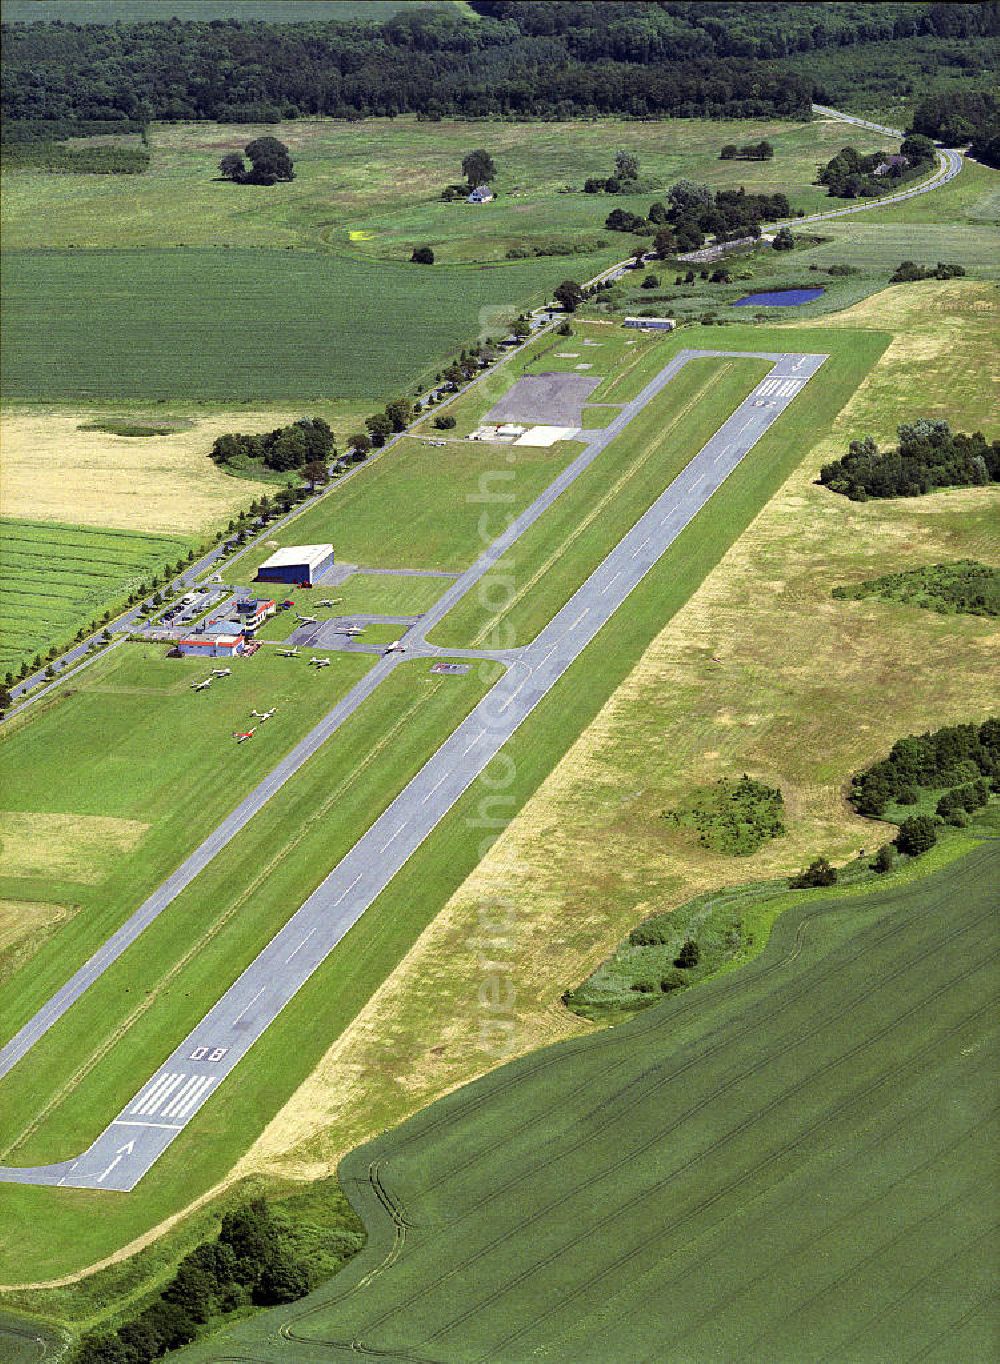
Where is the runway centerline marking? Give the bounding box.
[232,988,264,1025]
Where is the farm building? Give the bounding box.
[236,598,276,631]
[177,634,244,658]
[257,544,334,587]
[467,184,494,204]
[874,153,909,176]
[623,316,675,331]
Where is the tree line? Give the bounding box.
[819,420,1000,500]
[0,6,814,125]
[911,90,998,162]
[209,417,334,478]
[72,1197,358,1363]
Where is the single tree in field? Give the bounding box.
[244,136,294,184]
[553,279,584,312]
[411,245,435,264]
[462,148,496,188]
[218,151,247,181]
[614,149,640,181]
[772,225,795,251]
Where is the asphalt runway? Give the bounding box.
[0,347,827,1190]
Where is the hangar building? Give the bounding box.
[256,544,334,588]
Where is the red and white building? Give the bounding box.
[177,634,244,658]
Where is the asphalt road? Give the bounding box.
[0,346,827,1190]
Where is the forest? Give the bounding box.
[2,2,996,127]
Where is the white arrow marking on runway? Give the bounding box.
[96,1141,135,1184]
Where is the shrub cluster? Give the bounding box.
[849,719,999,819]
[832,560,1000,619]
[890,260,966,283]
[819,420,1000,500]
[72,1201,315,1364]
[209,417,334,475]
[720,139,774,160]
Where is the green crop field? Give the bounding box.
[238,435,581,577]
[0,248,615,405]
[0,518,189,675]
[176,842,998,1364]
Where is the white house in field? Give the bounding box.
[467,184,494,204]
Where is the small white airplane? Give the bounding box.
[309,656,331,668]
[340,624,365,637]
[384,640,406,654]
[296,613,318,626]
[277,647,299,658]
[251,707,277,722]
[191,678,213,691]
[211,667,231,678]
[233,726,256,744]
[316,598,343,609]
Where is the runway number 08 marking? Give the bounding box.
[189,1046,229,1062]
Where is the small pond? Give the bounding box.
[733,287,826,307]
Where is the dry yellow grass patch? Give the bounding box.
[0,410,279,535]
[238,295,999,1183]
[0,898,73,985]
[0,811,148,885]
[783,280,999,437]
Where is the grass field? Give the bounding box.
[252,576,450,640]
[0,656,500,1279]
[0,519,190,675]
[176,843,998,1363]
[2,115,890,259]
[0,643,374,1035]
[238,435,580,577]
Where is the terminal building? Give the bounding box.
[177,634,244,658]
[256,544,334,588]
[236,598,277,632]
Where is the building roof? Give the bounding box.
[179,635,242,648]
[258,544,333,571]
[204,618,246,636]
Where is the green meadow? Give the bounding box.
[238,434,580,577]
[0,519,189,676]
[178,842,996,1363]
